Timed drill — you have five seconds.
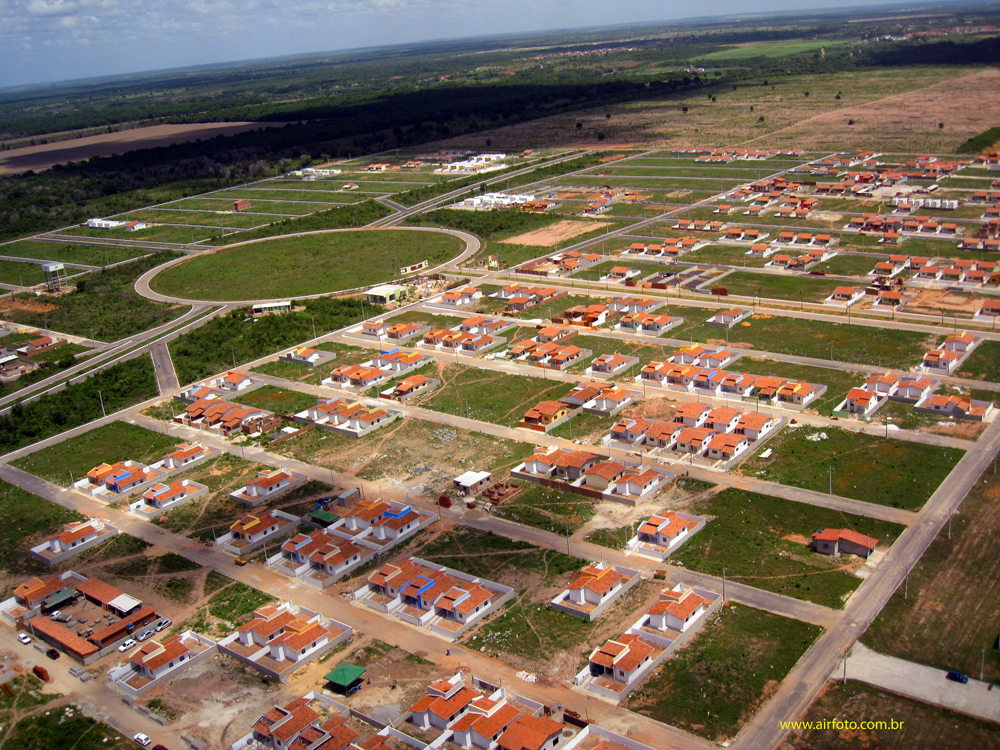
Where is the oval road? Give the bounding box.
[133,225,480,305]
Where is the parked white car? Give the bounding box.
[17,634,31,645]
[118,639,137,652]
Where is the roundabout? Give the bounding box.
[136,226,478,305]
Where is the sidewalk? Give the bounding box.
[837,642,1000,723]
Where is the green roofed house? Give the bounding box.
[309,508,340,528]
[325,662,366,695]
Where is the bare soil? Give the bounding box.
[0,296,58,314]
[904,289,980,315]
[0,122,284,175]
[501,220,611,247]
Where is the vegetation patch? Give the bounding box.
[862,463,1000,682]
[4,706,132,750]
[0,480,84,576]
[739,426,963,509]
[0,358,159,454]
[492,482,596,535]
[13,421,177,486]
[627,604,822,742]
[672,488,904,608]
[0,252,186,339]
[232,384,318,415]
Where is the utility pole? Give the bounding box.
[722,566,726,602]
[98,390,106,418]
[829,466,832,495]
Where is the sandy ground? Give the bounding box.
[0,296,58,314]
[422,67,999,153]
[904,289,981,314]
[502,220,610,247]
[0,122,285,175]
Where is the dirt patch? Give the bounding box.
[0,122,286,175]
[781,533,812,546]
[0,296,57,314]
[904,289,980,315]
[502,219,610,247]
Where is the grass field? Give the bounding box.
[0,239,149,266]
[417,363,573,427]
[150,229,462,300]
[810,253,884,277]
[671,488,905,608]
[232,384,318,415]
[714,270,856,303]
[492,482,596,535]
[627,604,822,742]
[696,38,855,61]
[956,340,1000,382]
[683,245,768,268]
[12,422,178,486]
[680,313,932,369]
[862,462,1000,683]
[0,480,84,577]
[739,426,964,510]
[0,259,46,286]
[781,682,1000,750]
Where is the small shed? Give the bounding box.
[233,199,252,212]
[365,285,407,305]
[325,662,366,695]
[453,471,491,496]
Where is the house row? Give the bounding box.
[229,468,309,507]
[354,557,513,639]
[439,287,485,307]
[674,219,725,232]
[490,284,564,313]
[421,328,501,354]
[30,519,120,566]
[560,381,640,416]
[639,360,821,409]
[512,447,674,504]
[359,319,423,341]
[278,346,336,368]
[73,443,217,501]
[179,398,275,437]
[216,508,301,554]
[622,237,701,258]
[552,303,617,328]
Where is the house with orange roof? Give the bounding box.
[922,348,961,374]
[705,432,750,461]
[585,633,660,689]
[587,352,638,378]
[811,529,878,558]
[216,509,300,554]
[835,387,885,419]
[109,630,215,697]
[386,373,435,400]
[201,370,255,392]
[520,400,571,430]
[644,583,718,634]
[583,461,628,491]
[73,459,165,500]
[706,308,750,328]
[776,381,819,407]
[354,557,513,639]
[734,412,778,441]
[628,511,705,559]
[325,363,390,389]
[218,603,351,683]
[230,468,308,507]
[514,448,600,481]
[9,571,86,620]
[915,393,996,422]
[673,401,711,428]
[941,331,980,354]
[602,467,673,504]
[551,562,640,621]
[386,321,422,340]
[361,319,389,337]
[154,442,217,471]
[643,421,683,450]
[367,349,432,375]
[278,346,336,367]
[607,417,651,446]
[271,529,368,585]
[30,519,120,566]
[136,478,208,518]
[438,287,483,307]
[238,693,360,750]
[497,713,568,750]
[173,383,225,404]
[824,287,865,306]
[583,386,637,416]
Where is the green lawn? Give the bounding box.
[671,488,905,608]
[0,480,84,577]
[0,239,151,266]
[151,229,463,300]
[417,364,573,427]
[418,527,580,583]
[738,426,964,510]
[956,340,1000,382]
[811,253,884,277]
[683,245,768,268]
[232,385,318,416]
[679,314,931,369]
[0,259,45,287]
[627,604,823,743]
[713,270,855,303]
[12,422,178,486]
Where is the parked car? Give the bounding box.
[45,648,60,660]
[118,639,137,652]
[48,610,62,620]
[154,618,172,632]
[17,634,31,645]
[137,629,154,642]
[946,669,969,684]
[50,612,72,623]
[133,733,152,747]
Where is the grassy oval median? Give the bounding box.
[149,228,464,301]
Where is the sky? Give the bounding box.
[0,0,922,89]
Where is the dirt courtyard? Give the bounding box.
[502,219,610,247]
[904,288,981,315]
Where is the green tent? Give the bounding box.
[324,662,366,691]
[310,509,339,525]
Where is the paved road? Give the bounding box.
[0,303,213,410]
[149,341,179,393]
[0,462,715,750]
[839,642,1000,723]
[731,416,1000,749]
